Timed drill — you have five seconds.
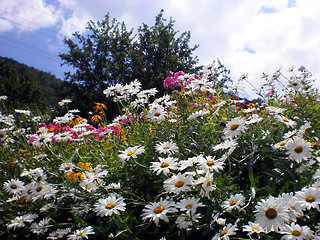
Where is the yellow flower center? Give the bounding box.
[77,233,83,237]
[185,204,193,209]
[282,118,289,123]
[11,184,18,189]
[105,203,115,209]
[18,219,24,223]
[86,186,91,190]
[127,151,135,156]
[280,142,286,146]
[229,200,237,206]
[154,205,164,214]
[175,181,184,188]
[290,206,296,211]
[221,230,228,236]
[291,230,301,236]
[160,162,169,168]
[230,124,239,131]
[265,208,277,219]
[294,146,303,153]
[206,161,215,166]
[163,147,170,150]
[206,181,211,187]
[36,186,42,192]
[252,227,260,232]
[65,167,71,171]
[305,195,316,203]
[185,216,190,221]
[155,112,161,116]
[54,233,60,237]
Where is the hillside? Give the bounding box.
[0,56,74,112]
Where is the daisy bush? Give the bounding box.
[1,62,320,240]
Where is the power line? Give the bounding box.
[0,34,60,61]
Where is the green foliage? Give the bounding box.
[1,65,320,239]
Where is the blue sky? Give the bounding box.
[1,0,320,99]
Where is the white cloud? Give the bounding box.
[0,0,60,33]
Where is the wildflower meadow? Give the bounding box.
[1,62,320,240]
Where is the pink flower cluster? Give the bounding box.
[163,71,184,89]
[27,123,122,146]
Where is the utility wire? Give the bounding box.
[0,34,60,61]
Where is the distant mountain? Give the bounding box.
[0,56,75,113]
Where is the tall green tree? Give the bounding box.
[59,10,199,117]
[130,9,199,93]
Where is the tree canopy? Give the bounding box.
[59,10,200,117]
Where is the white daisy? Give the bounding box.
[150,157,178,175]
[79,179,99,192]
[59,162,76,174]
[141,198,177,226]
[67,226,95,240]
[242,222,264,236]
[254,196,290,233]
[275,115,296,128]
[21,167,47,182]
[176,197,205,214]
[30,182,57,201]
[212,223,238,240]
[47,228,72,239]
[279,192,304,222]
[313,169,320,180]
[175,213,201,229]
[221,193,246,212]
[273,140,289,150]
[7,214,38,230]
[245,114,264,124]
[187,110,210,121]
[285,138,312,163]
[155,140,179,155]
[30,217,51,235]
[118,145,145,163]
[265,106,286,115]
[147,105,167,123]
[197,173,216,198]
[3,179,25,196]
[197,155,225,173]
[294,187,320,211]
[297,159,316,173]
[280,222,314,240]
[163,173,194,195]
[212,139,238,152]
[223,117,247,139]
[93,195,126,217]
[179,155,204,171]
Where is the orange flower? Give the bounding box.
[91,115,102,124]
[66,171,84,183]
[248,103,255,109]
[77,162,92,170]
[93,103,107,112]
[68,115,84,127]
